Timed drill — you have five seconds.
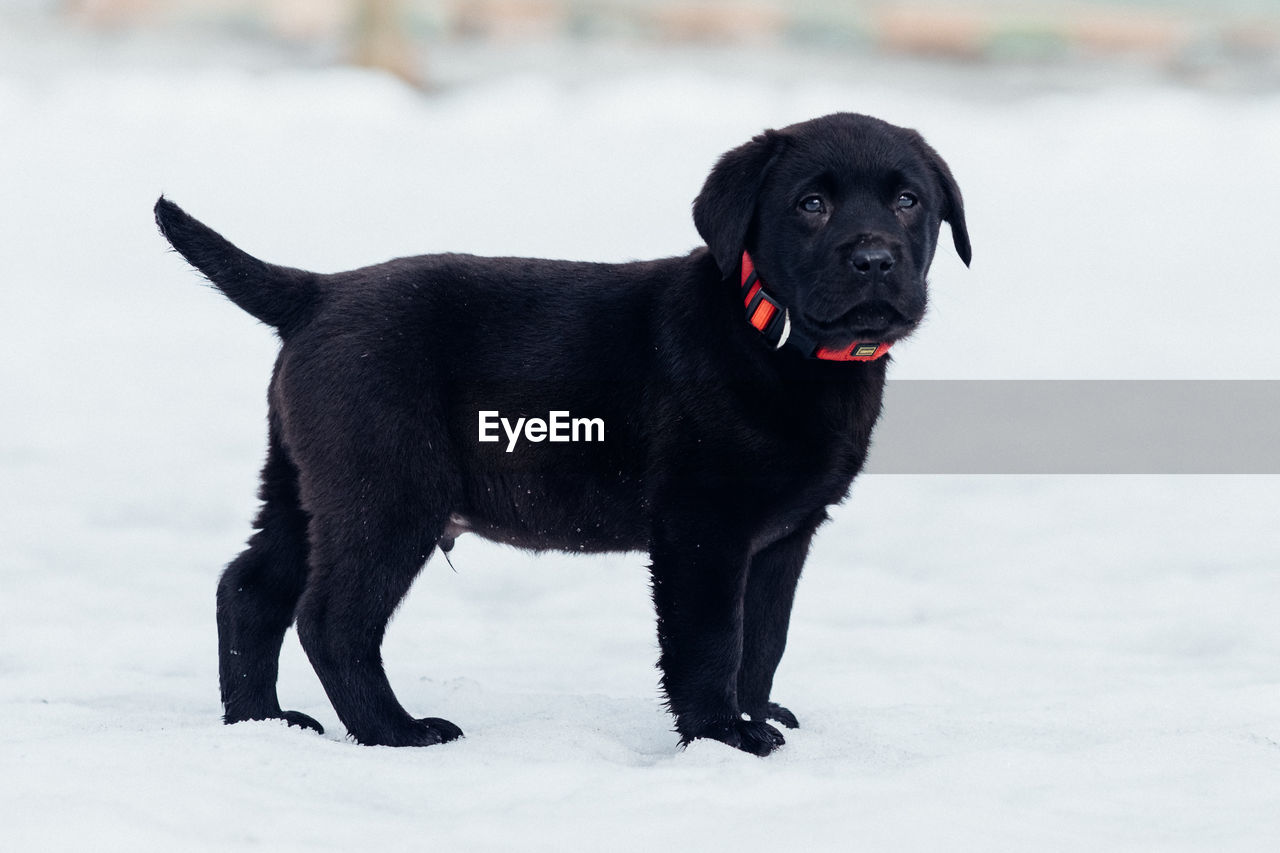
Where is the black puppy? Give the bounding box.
[156,112,969,756]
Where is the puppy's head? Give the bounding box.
[693,113,970,350]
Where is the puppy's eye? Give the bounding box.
[799,195,826,215]
[896,192,918,209]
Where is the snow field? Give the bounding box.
[1,57,1279,851]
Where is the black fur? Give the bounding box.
[157,112,969,756]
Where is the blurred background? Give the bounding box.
[5,0,1280,88]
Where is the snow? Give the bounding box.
[2,40,1279,852]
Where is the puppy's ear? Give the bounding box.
[911,134,972,267]
[693,130,785,277]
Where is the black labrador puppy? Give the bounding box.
[156,112,970,756]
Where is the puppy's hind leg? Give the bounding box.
[217,418,323,734]
[295,472,461,748]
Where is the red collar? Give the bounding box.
[739,252,892,362]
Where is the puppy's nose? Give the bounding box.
[851,246,895,274]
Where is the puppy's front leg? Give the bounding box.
[737,512,827,731]
[649,514,786,757]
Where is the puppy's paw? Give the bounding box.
[224,709,324,735]
[362,716,464,747]
[755,702,799,730]
[417,716,464,744]
[280,710,325,734]
[683,718,785,757]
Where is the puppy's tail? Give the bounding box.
[154,196,319,336]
